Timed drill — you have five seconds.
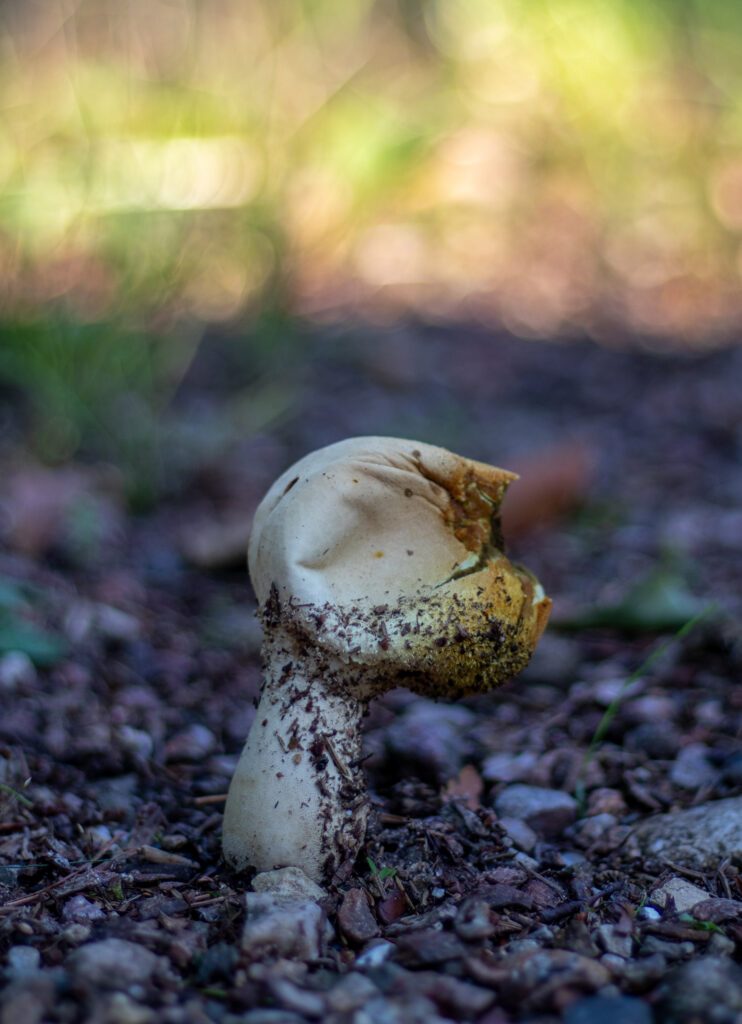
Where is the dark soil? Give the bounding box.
[2,325,742,1023]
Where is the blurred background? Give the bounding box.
[2,0,742,502]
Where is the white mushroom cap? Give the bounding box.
[223,436,551,881]
[248,436,550,697]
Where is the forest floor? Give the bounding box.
[2,325,742,1024]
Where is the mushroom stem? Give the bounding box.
[222,629,370,881]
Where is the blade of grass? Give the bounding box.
[574,602,718,808]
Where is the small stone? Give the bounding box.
[194,943,240,985]
[243,894,331,962]
[0,972,57,1024]
[521,878,564,909]
[62,894,106,923]
[377,889,406,926]
[326,973,381,1013]
[401,972,495,1018]
[669,743,717,790]
[596,923,633,958]
[94,993,156,1024]
[690,897,742,924]
[586,788,627,817]
[68,939,167,992]
[355,940,395,968]
[481,751,538,783]
[267,977,326,1018]
[498,815,538,852]
[60,924,91,945]
[649,877,710,914]
[0,651,36,690]
[384,700,476,782]
[337,888,380,945]
[5,946,41,976]
[496,948,611,1012]
[573,813,619,848]
[118,726,154,760]
[252,866,327,902]
[657,956,742,1023]
[164,724,215,762]
[494,785,578,838]
[634,795,742,869]
[241,1012,307,1024]
[393,928,468,967]
[357,994,450,1024]
[454,898,495,941]
[639,936,694,961]
[620,953,667,988]
[625,722,681,760]
[564,994,653,1024]
[707,931,736,957]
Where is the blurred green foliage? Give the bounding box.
[3,0,742,478]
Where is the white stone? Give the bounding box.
[634,796,742,869]
[649,876,710,914]
[252,866,327,902]
[242,894,332,962]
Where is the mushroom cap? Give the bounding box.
[249,436,550,697]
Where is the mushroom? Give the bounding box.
[222,436,551,882]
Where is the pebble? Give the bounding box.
[0,971,57,1024]
[96,604,141,640]
[267,976,326,1018]
[5,946,41,977]
[163,724,216,762]
[669,743,717,790]
[400,971,496,1018]
[0,650,36,690]
[326,973,381,1013]
[494,785,578,838]
[117,725,155,760]
[596,924,633,959]
[454,897,496,940]
[240,1012,307,1024]
[394,928,468,967]
[572,813,618,847]
[383,700,476,781]
[60,924,92,946]
[707,931,736,956]
[355,940,395,968]
[626,722,682,760]
[62,894,106,923]
[243,893,332,962]
[337,888,380,945]
[634,795,742,868]
[586,788,627,817]
[639,936,694,961]
[252,866,327,902]
[494,948,611,1012]
[656,956,742,1023]
[498,815,538,852]
[92,992,156,1024]
[481,751,538,783]
[354,993,451,1024]
[649,876,710,914]
[67,939,168,993]
[564,994,653,1024]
